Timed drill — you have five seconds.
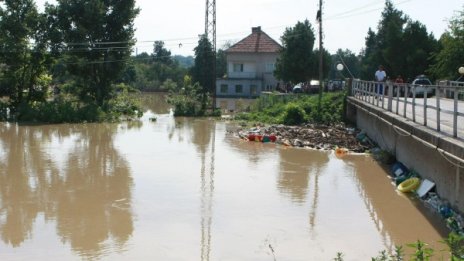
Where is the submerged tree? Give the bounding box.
[191,35,215,110]
[0,0,52,105]
[50,0,139,106]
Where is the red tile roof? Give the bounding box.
[226,27,282,53]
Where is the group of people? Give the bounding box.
[374,65,405,97]
[375,65,404,84]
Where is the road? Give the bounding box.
[356,95,464,139]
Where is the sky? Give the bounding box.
[36,0,463,56]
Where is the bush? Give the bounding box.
[13,90,142,123]
[282,103,306,125]
[236,92,346,125]
[0,100,9,121]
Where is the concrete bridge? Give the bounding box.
[346,79,464,213]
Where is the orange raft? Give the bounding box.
[247,134,277,143]
[335,148,349,158]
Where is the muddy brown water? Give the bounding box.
[0,93,449,260]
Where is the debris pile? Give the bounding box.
[371,150,464,235]
[235,123,374,153]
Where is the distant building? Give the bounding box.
[216,26,282,99]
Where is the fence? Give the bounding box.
[351,79,464,139]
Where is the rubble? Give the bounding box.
[234,123,374,153]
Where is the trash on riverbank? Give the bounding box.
[233,123,374,153]
[389,160,464,235]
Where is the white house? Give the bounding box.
[216,26,282,99]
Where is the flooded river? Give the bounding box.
[0,93,449,260]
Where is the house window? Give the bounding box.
[220,84,228,94]
[265,63,275,72]
[233,63,244,72]
[235,85,243,93]
[250,85,257,95]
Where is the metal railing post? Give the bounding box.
[454,89,458,138]
[387,81,393,112]
[412,86,416,123]
[424,86,428,127]
[436,86,440,132]
[403,84,408,118]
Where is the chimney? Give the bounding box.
[252,26,261,33]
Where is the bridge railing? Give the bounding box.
[351,79,464,139]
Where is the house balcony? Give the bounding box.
[228,71,257,79]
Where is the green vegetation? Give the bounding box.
[275,20,331,83]
[329,1,463,82]
[166,76,220,117]
[359,0,438,81]
[0,0,142,123]
[429,9,464,80]
[11,85,142,123]
[236,92,345,125]
[333,233,464,260]
[1,0,461,123]
[124,42,190,92]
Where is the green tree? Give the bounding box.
[402,21,438,81]
[377,0,407,78]
[313,48,332,80]
[330,49,361,79]
[0,0,51,105]
[50,0,139,106]
[429,7,464,80]
[360,28,379,80]
[360,0,438,82]
[216,48,227,78]
[274,20,316,83]
[216,41,233,79]
[153,41,172,65]
[191,35,215,109]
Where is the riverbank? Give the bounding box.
[233,123,375,153]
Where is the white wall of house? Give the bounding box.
[216,52,280,98]
[216,78,263,98]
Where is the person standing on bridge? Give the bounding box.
[375,65,387,97]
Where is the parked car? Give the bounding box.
[308,80,320,94]
[292,83,303,93]
[328,80,345,91]
[411,75,434,97]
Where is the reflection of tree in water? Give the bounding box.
[223,133,275,165]
[189,119,215,261]
[139,93,171,115]
[0,123,134,258]
[0,124,47,247]
[277,148,329,204]
[167,117,190,143]
[342,157,448,253]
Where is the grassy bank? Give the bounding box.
[235,91,346,125]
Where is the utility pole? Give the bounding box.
[317,0,323,112]
[205,0,216,109]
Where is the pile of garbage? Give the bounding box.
[373,151,464,235]
[236,123,374,153]
[235,123,464,233]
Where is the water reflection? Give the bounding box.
[0,122,134,258]
[216,98,254,113]
[0,93,450,260]
[277,148,329,203]
[190,119,216,261]
[342,155,448,253]
[225,134,276,165]
[139,92,171,114]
